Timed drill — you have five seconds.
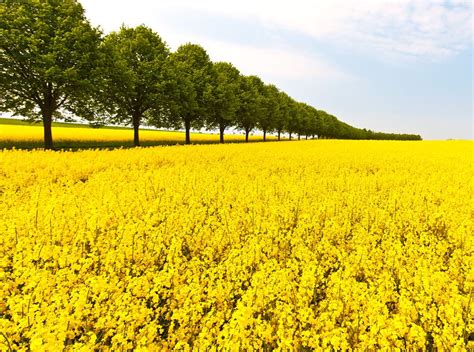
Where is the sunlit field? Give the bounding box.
[0,140,472,351]
[0,121,277,149]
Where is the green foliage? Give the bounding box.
[0,2,422,144]
[258,84,280,139]
[272,92,291,139]
[100,25,170,146]
[0,0,103,148]
[235,75,265,141]
[286,99,300,139]
[166,43,214,143]
[206,62,241,142]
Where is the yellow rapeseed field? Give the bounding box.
[0,124,272,146]
[0,140,472,351]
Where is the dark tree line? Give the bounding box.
[0,0,422,149]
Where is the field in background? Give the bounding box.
[0,140,472,350]
[0,118,277,148]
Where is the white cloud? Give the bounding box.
[78,0,473,139]
[199,0,472,60]
[80,0,353,81]
[200,40,352,81]
[80,0,473,85]
[160,29,353,81]
[82,0,473,61]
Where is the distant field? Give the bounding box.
[0,118,130,129]
[0,118,276,148]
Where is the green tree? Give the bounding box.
[306,106,321,139]
[286,99,300,140]
[167,43,214,144]
[324,114,340,138]
[273,92,291,141]
[236,75,264,142]
[0,0,103,149]
[206,62,240,143]
[317,110,330,138]
[294,102,309,140]
[259,84,280,141]
[101,25,170,147]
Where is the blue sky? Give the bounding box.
[81,0,473,139]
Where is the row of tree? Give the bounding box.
[0,0,422,149]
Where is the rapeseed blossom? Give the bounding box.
[0,124,271,146]
[0,140,472,350]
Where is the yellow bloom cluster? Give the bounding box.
[0,124,272,145]
[0,140,472,351]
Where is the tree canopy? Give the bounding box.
[206,62,241,143]
[167,43,215,144]
[0,1,422,147]
[235,75,266,143]
[0,0,103,149]
[101,25,170,146]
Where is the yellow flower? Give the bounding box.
[0,140,471,350]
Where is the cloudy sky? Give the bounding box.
[81,0,473,140]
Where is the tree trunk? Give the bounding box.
[42,110,53,150]
[306,135,308,140]
[245,128,250,143]
[185,118,191,145]
[278,130,281,141]
[263,129,266,142]
[298,133,301,141]
[42,83,55,149]
[219,123,225,144]
[132,113,141,147]
[289,132,292,140]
